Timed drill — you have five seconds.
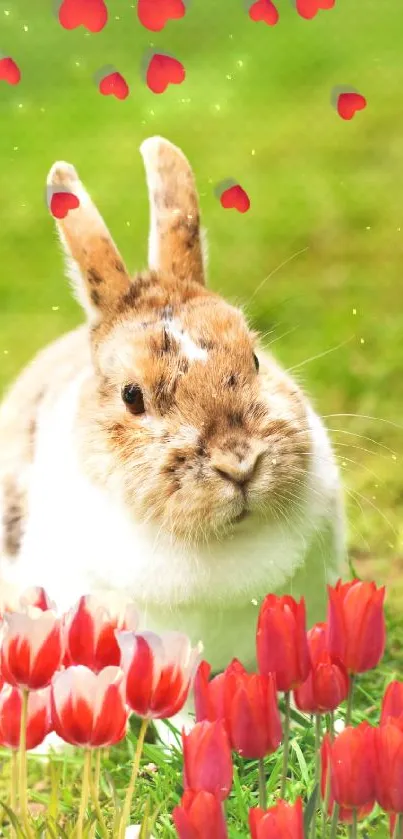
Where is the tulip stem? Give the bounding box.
[76,748,91,839]
[330,803,339,839]
[280,691,291,798]
[258,758,267,809]
[88,750,108,838]
[18,688,33,838]
[310,714,321,839]
[118,718,149,838]
[349,809,358,839]
[321,756,331,839]
[345,675,356,726]
[329,710,335,741]
[393,814,403,839]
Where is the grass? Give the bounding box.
[0,0,402,834]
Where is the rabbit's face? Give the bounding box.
[86,274,311,542]
[48,136,312,543]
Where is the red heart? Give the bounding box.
[249,0,279,25]
[58,0,108,32]
[337,92,366,121]
[146,54,185,95]
[50,192,80,219]
[99,72,129,100]
[296,0,335,19]
[0,57,21,85]
[220,185,250,214]
[137,0,186,32]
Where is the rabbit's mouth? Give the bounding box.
[232,509,249,525]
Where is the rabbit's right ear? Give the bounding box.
[47,162,131,323]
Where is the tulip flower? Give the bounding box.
[223,659,282,759]
[194,661,226,724]
[374,722,403,814]
[0,684,52,750]
[326,579,386,674]
[64,593,138,672]
[19,586,56,612]
[183,720,233,801]
[381,681,403,726]
[320,725,376,821]
[173,790,228,839]
[117,630,201,719]
[249,798,304,839]
[1,607,64,690]
[294,623,349,714]
[51,665,128,747]
[256,594,310,691]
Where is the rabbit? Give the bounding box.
[0,136,346,678]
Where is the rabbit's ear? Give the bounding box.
[140,137,206,286]
[47,161,131,322]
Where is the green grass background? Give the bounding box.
[2,0,403,598]
[0,2,402,834]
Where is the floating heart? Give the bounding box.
[220,185,250,214]
[146,53,185,94]
[58,0,108,32]
[50,192,80,219]
[137,0,186,31]
[337,92,366,121]
[99,71,129,100]
[249,0,279,25]
[0,57,21,85]
[295,0,335,19]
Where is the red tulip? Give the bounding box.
[256,594,310,691]
[381,681,403,726]
[320,726,375,821]
[326,579,386,674]
[19,587,56,612]
[51,665,128,747]
[374,722,403,813]
[117,630,201,719]
[249,798,304,838]
[0,684,52,750]
[64,594,138,672]
[1,608,64,690]
[183,720,233,801]
[173,790,228,839]
[223,659,282,759]
[294,623,349,714]
[194,661,226,724]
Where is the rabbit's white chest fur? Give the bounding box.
[5,369,344,671]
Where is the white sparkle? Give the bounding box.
[214,104,221,111]
[360,338,365,344]
[13,146,18,151]
[75,61,80,67]
[4,10,10,15]
[392,454,397,461]
[23,24,28,31]
[251,149,256,156]
[366,226,371,230]
[226,74,232,80]
[251,598,258,606]
[237,60,244,68]
[3,350,9,355]
[126,221,131,227]
[334,718,345,734]
[51,306,59,311]
[352,308,357,315]
[18,103,23,109]
[149,109,155,116]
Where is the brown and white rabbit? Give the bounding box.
[0,137,346,673]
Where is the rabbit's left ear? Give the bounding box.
[47,161,131,322]
[140,136,206,286]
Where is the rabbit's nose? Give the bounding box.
[212,449,262,487]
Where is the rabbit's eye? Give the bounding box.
[122,384,145,415]
[253,353,259,372]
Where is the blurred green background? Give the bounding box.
[0,0,402,600]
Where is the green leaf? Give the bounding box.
[290,738,310,787]
[303,783,319,837]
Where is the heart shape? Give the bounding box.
[99,72,129,100]
[58,0,108,32]
[0,57,21,85]
[220,185,250,214]
[295,0,335,19]
[137,0,186,32]
[146,54,185,95]
[249,0,279,25]
[337,92,366,121]
[50,192,80,219]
